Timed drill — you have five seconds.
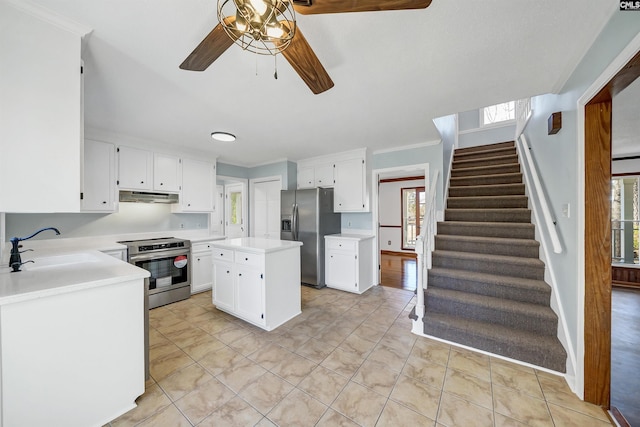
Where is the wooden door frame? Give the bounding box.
[582,42,640,407]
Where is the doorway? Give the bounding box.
[224,181,247,238]
[250,177,281,239]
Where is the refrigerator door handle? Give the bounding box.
[292,203,299,241]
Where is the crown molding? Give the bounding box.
[3,0,92,36]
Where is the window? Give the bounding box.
[402,187,425,250]
[611,176,639,264]
[481,101,515,126]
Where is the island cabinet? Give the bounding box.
[211,238,303,331]
[325,234,375,294]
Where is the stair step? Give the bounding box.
[427,267,551,305]
[454,146,516,162]
[437,221,535,239]
[447,195,529,209]
[450,172,523,187]
[445,208,531,223]
[452,154,519,170]
[454,141,515,155]
[451,163,520,177]
[449,183,525,197]
[421,311,567,372]
[431,250,545,280]
[425,288,558,335]
[434,235,539,258]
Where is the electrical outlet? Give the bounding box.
[562,203,570,218]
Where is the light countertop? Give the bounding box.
[210,237,303,253]
[325,234,375,241]
[0,250,149,306]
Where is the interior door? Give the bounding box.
[225,182,247,238]
[252,179,281,239]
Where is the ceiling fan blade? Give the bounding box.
[179,18,235,71]
[293,0,431,15]
[278,24,334,94]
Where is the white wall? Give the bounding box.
[379,179,424,252]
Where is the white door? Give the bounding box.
[225,182,247,238]
[252,179,281,239]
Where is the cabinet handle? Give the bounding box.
[160,182,163,186]
[245,257,248,261]
[197,258,200,261]
[140,181,144,184]
[239,273,242,276]
[102,201,107,204]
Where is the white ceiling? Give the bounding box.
[29,0,616,166]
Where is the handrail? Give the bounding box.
[517,135,563,254]
[414,169,439,321]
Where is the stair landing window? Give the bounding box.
[402,187,425,250]
[480,101,516,127]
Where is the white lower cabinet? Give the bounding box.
[325,234,375,294]
[211,238,302,331]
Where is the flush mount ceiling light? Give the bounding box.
[211,131,236,142]
[217,0,296,56]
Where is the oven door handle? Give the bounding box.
[129,249,190,263]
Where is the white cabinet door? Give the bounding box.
[180,158,214,212]
[326,251,358,291]
[252,179,281,239]
[118,146,153,190]
[334,158,365,212]
[314,164,334,187]
[154,154,181,192]
[82,140,115,212]
[213,261,234,311]
[192,251,213,294]
[235,265,264,325]
[297,167,314,189]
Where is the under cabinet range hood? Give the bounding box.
[119,191,179,204]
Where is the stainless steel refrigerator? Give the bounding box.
[281,188,341,288]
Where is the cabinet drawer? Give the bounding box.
[213,248,234,261]
[235,251,263,268]
[326,239,356,252]
[192,242,213,253]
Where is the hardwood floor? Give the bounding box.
[379,252,417,291]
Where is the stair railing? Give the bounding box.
[517,135,563,253]
[414,169,439,321]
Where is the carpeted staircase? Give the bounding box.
[419,141,567,372]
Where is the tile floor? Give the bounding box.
[108,286,613,427]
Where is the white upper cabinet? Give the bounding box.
[82,140,115,212]
[153,154,181,192]
[296,167,315,189]
[334,157,366,212]
[314,163,334,188]
[296,163,334,189]
[0,2,90,212]
[173,158,215,212]
[117,146,153,190]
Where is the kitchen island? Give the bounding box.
[0,251,149,427]
[211,237,303,331]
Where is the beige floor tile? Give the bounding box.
[213,323,252,344]
[331,381,387,427]
[267,388,328,426]
[297,365,349,405]
[491,360,544,399]
[157,363,214,401]
[180,333,226,361]
[295,337,337,363]
[352,359,399,397]
[389,374,441,420]
[377,399,436,427]
[494,412,530,426]
[339,333,378,357]
[537,376,610,422]
[111,383,171,426]
[174,377,235,425]
[447,347,491,381]
[248,342,293,370]
[368,343,411,372]
[379,330,417,352]
[548,403,614,427]
[155,319,192,337]
[436,391,494,427]
[274,329,313,352]
[149,340,181,362]
[164,326,210,349]
[195,316,237,335]
[442,368,493,410]
[135,404,190,427]
[491,356,536,374]
[315,324,355,347]
[148,327,169,347]
[254,416,278,426]
[198,396,264,427]
[149,348,194,381]
[239,371,295,413]
[492,384,553,427]
[270,351,317,385]
[198,346,245,376]
[316,408,361,426]
[402,353,447,390]
[216,356,267,392]
[352,323,389,342]
[321,347,365,378]
[410,338,451,367]
[228,332,273,356]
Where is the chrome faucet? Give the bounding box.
[9,227,61,272]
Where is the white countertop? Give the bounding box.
[0,250,149,306]
[210,237,303,253]
[325,233,375,241]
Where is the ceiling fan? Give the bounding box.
[179,0,432,94]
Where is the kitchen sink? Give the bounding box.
[21,252,101,271]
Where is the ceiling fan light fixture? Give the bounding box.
[211,131,236,142]
[218,0,295,55]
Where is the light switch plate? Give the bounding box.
[562,203,570,218]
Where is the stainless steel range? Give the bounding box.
[119,237,191,309]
